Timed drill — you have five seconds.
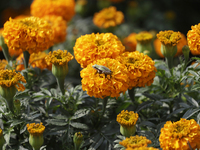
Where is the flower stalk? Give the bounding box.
[128,88,135,104]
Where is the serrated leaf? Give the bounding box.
[71,109,89,120]
[40,88,52,96]
[143,93,162,100]
[182,108,200,119]
[89,137,104,150]
[136,101,153,112]
[46,119,68,126]
[139,121,156,128]
[167,108,186,118]
[11,120,24,127]
[70,122,89,130]
[184,94,199,107]
[49,114,68,120]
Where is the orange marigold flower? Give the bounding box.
[117,51,157,89]
[135,31,153,44]
[187,23,200,55]
[3,16,54,54]
[42,15,67,44]
[159,118,200,150]
[156,30,181,47]
[27,122,45,136]
[117,110,138,127]
[31,0,75,22]
[74,32,125,68]
[0,59,8,70]
[123,33,137,52]
[154,33,187,58]
[93,6,124,29]
[0,69,26,91]
[45,49,74,66]
[120,135,152,149]
[80,58,129,99]
[126,147,159,150]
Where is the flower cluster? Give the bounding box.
[117,110,139,127]
[80,58,129,98]
[45,49,74,66]
[117,51,157,89]
[31,0,75,22]
[159,118,200,150]
[27,123,45,136]
[0,69,26,91]
[187,23,200,55]
[119,135,152,149]
[74,32,125,68]
[3,16,54,54]
[93,6,124,28]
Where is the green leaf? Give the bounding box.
[70,122,89,130]
[139,121,156,128]
[46,119,68,126]
[184,94,199,107]
[142,93,163,101]
[40,88,52,96]
[136,101,154,112]
[11,120,24,127]
[71,109,89,120]
[14,89,29,99]
[182,108,200,119]
[88,137,104,150]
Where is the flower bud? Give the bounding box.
[73,132,83,150]
[120,125,136,138]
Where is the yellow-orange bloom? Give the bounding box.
[0,59,8,70]
[187,23,200,55]
[0,69,26,91]
[93,6,124,29]
[154,33,187,58]
[135,31,153,44]
[42,15,67,44]
[45,49,74,66]
[117,51,156,89]
[80,58,129,99]
[31,0,75,22]
[126,147,159,150]
[159,118,200,150]
[117,110,138,127]
[74,32,125,68]
[156,30,181,47]
[16,52,52,71]
[123,33,137,52]
[3,16,54,54]
[27,123,45,136]
[120,135,152,149]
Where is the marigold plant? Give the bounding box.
[80,58,129,99]
[74,32,125,68]
[187,23,200,55]
[31,0,75,22]
[42,15,67,44]
[123,33,137,52]
[0,59,8,70]
[117,110,139,127]
[0,69,26,91]
[93,6,124,28]
[159,118,200,150]
[117,51,157,89]
[3,16,54,54]
[27,122,45,136]
[119,135,152,149]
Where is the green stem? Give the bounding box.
[128,88,135,104]
[23,51,30,69]
[165,56,174,70]
[97,97,108,125]
[0,36,11,62]
[56,77,65,95]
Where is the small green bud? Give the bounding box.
[52,64,68,79]
[29,134,44,150]
[73,132,83,150]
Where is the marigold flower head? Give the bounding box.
[156,30,181,47]
[0,59,8,70]
[0,69,26,91]
[135,31,153,44]
[154,33,187,58]
[117,51,156,89]
[126,147,159,150]
[117,110,138,127]
[187,23,200,55]
[80,58,129,99]
[123,33,137,52]
[119,135,152,149]
[3,16,54,54]
[159,118,200,150]
[45,49,74,66]
[42,15,67,44]
[74,32,125,68]
[31,0,75,22]
[93,6,124,29]
[27,122,45,136]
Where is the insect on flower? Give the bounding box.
[92,64,112,74]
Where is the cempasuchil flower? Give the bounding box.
[74,32,125,68]
[135,31,153,44]
[159,118,200,150]
[117,51,156,89]
[80,58,129,99]
[31,0,75,22]
[93,6,124,28]
[0,59,8,70]
[119,135,152,149]
[3,16,54,54]
[42,15,67,44]
[123,33,137,52]
[126,147,159,150]
[187,23,200,55]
